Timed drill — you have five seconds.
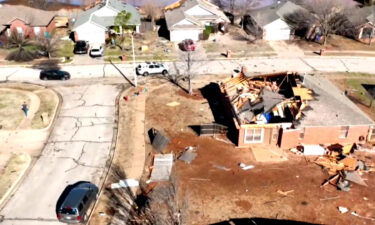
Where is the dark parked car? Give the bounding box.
[39,70,70,80]
[73,41,89,54]
[56,182,99,224]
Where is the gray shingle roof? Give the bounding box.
[0,4,56,26]
[298,75,374,127]
[249,0,304,27]
[73,0,140,30]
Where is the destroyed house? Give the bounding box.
[220,72,375,148]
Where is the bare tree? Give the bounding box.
[141,1,164,31]
[29,0,49,9]
[213,0,263,25]
[37,34,60,59]
[106,165,182,225]
[178,50,200,95]
[284,0,358,45]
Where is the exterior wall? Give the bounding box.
[237,125,372,149]
[170,28,201,41]
[237,126,276,148]
[7,18,56,39]
[75,22,106,44]
[185,5,213,16]
[263,19,291,41]
[279,125,371,149]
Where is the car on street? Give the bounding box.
[56,181,99,224]
[73,41,89,54]
[39,69,70,80]
[89,44,104,57]
[136,62,169,76]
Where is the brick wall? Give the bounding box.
[237,125,372,149]
[8,18,56,39]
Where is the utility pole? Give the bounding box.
[131,33,137,87]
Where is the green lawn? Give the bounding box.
[345,77,375,107]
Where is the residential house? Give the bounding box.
[245,0,305,41]
[0,4,57,41]
[72,0,141,45]
[165,0,229,42]
[347,6,375,44]
[123,0,183,10]
[220,72,375,149]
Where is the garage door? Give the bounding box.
[264,28,290,41]
[170,29,201,42]
[77,31,105,45]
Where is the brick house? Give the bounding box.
[220,72,375,149]
[348,6,375,44]
[0,4,57,42]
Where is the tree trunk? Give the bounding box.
[187,51,192,95]
[188,75,192,95]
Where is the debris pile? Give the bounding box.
[313,144,375,191]
[220,72,314,125]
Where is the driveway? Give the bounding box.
[0,83,120,225]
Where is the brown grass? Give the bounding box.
[31,89,58,129]
[0,89,28,129]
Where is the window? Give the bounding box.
[34,27,40,35]
[244,128,263,143]
[339,126,349,139]
[82,196,88,204]
[149,65,154,68]
[16,27,23,34]
[370,126,375,141]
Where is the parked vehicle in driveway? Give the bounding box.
[56,181,98,224]
[39,70,70,80]
[73,41,89,54]
[136,62,169,76]
[179,39,196,51]
[89,44,104,57]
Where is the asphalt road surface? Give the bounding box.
[0,82,121,225]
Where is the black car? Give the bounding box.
[73,41,89,54]
[40,70,70,80]
[56,182,99,224]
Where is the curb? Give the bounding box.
[85,83,127,225]
[0,83,63,211]
[0,153,31,208]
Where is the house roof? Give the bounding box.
[0,4,56,26]
[220,72,374,128]
[297,75,374,127]
[123,0,181,8]
[165,0,229,29]
[347,5,375,26]
[73,0,141,30]
[249,0,304,27]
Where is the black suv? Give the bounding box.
[40,70,70,80]
[56,182,99,224]
[73,41,89,54]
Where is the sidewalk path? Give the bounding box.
[0,56,375,83]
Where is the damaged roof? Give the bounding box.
[296,75,374,127]
[221,72,374,128]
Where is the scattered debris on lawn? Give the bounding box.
[289,142,375,192]
[150,128,170,153]
[238,162,255,170]
[351,211,375,221]
[212,164,231,171]
[178,146,197,164]
[338,206,349,214]
[166,101,180,107]
[277,189,294,196]
[111,179,139,189]
[198,123,228,137]
[150,154,174,182]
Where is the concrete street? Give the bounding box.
[0,83,121,225]
[1,56,375,83]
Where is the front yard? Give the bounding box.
[202,26,276,59]
[104,31,176,62]
[294,35,375,55]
